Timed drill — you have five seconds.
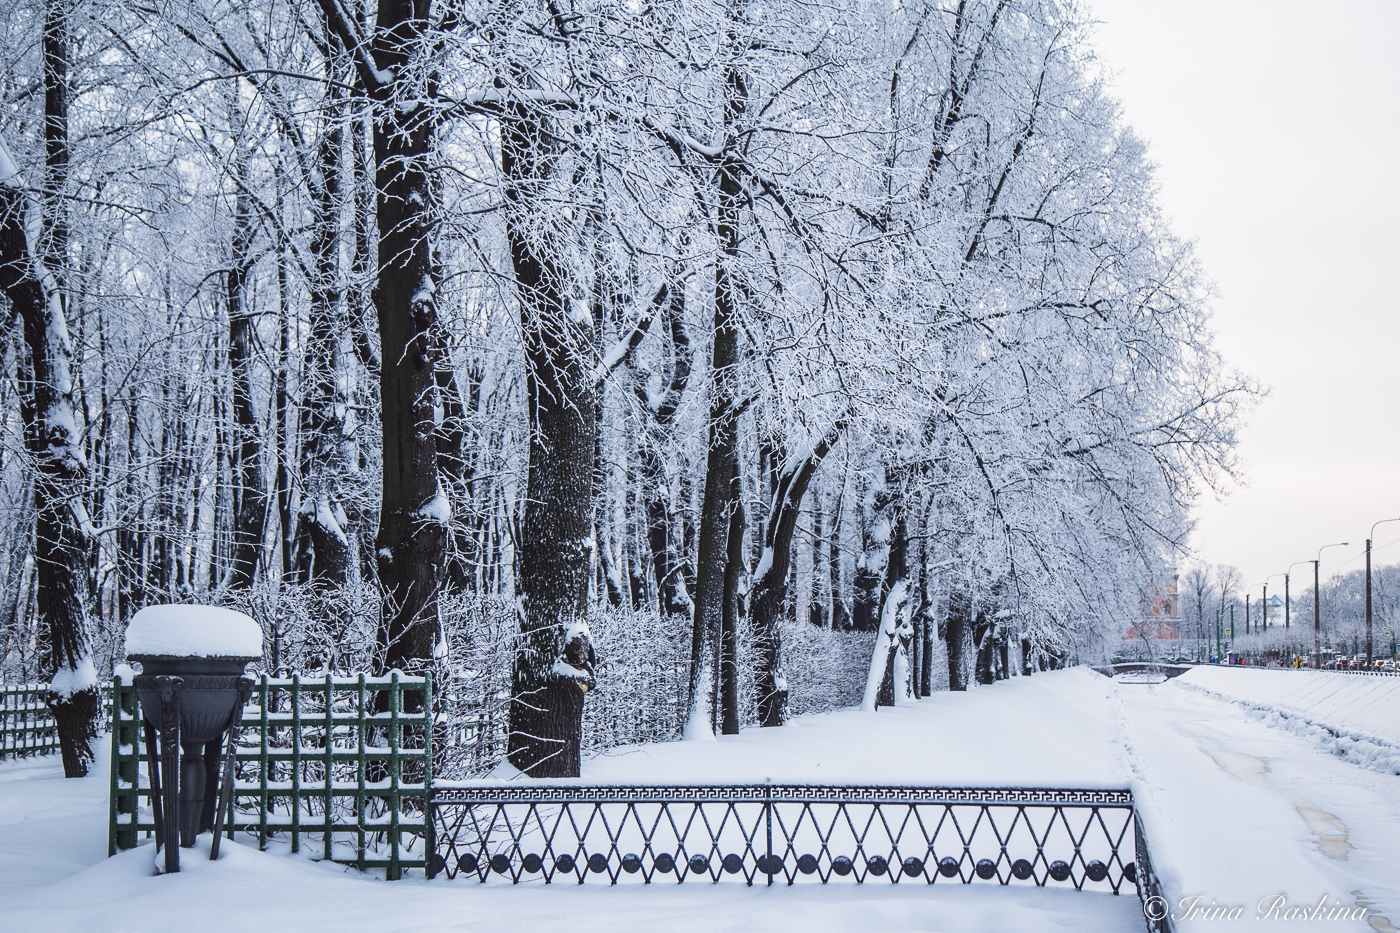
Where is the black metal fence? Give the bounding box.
[429,784,1141,894]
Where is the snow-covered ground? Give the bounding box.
[1117,674,1398,933]
[2,666,1396,932]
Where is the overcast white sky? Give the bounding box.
[1086,0,1400,597]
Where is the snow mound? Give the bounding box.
[124,604,263,659]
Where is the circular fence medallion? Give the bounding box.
[1011,859,1034,880]
[831,856,854,876]
[722,854,744,874]
[490,854,511,874]
[1085,860,1108,882]
[622,853,642,874]
[757,855,782,875]
[688,854,709,875]
[938,856,960,878]
[975,859,997,880]
[654,853,675,873]
[867,856,888,876]
[429,854,447,876]
[902,857,924,878]
[554,854,576,874]
[797,854,819,875]
[588,853,609,874]
[1048,860,1072,882]
[457,853,479,874]
[1123,862,1136,883]
[522,853,543,874]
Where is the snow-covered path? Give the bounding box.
[0,670,1143,933]
[1117,678,1399,933]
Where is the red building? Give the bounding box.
[1125,573,1179,644]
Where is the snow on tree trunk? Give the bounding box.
[502,85,597,777]
[317,0,447,687]
[0,125,99,777]
[750,422,846,727]
[686,57,748,741]
[294,45,355,589]
[637,283,691,618]
[861,579,909,712]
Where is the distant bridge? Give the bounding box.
[1092,662,1195,679]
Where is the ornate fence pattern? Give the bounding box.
[1134,815,1172,932]
[109,672,431,878]
[428,783,1140,896]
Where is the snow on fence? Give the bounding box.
[1,684,59,758]
[427,783,1163,906]
[109,672,431,878]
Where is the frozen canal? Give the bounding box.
[1117,675,1399,933]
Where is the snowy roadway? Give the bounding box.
[1117,677,1399,933]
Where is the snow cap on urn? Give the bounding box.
[124,604,263,659]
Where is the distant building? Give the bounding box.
[1125,573,1179,645]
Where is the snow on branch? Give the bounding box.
[589,279,671,388]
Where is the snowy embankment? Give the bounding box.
[0,669,1144,933]
[1174,667,1400,776]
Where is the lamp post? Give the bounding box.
[1313,541,1349,669]
[1366,519,1400,670]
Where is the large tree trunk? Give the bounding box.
[502,89,596,777]
[974,609,996,685]
[311,0,450,682]
[945,588,971,691]
[224,130,267,591]
[875,484,908,707]
[749,422,845,726]
[292,45,355,589]
[861,580,909,712]
[0,116,99,776]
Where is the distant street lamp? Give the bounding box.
[1286,561,1313,631]
[1313,541,1350,669]
[1366,519,1400,670]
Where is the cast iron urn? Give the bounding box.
[124,605,262,873]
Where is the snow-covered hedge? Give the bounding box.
[141,584,878,778]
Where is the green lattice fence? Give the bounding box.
[1,684,59,759]
[109,672,431,878]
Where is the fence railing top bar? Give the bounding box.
[430,783,1134,806]
[109,672,430,687]
[247,673,430,687]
